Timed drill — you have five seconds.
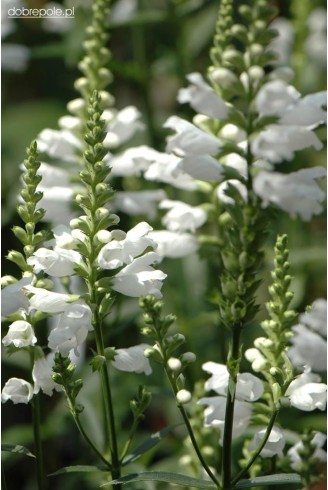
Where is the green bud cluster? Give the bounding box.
[8,142,49,271]
[208,0,278,102]
[249,235,297,411]
[76,0,112,103]
[215,199,267,330]
[74,91,116,317]
[292,430,325,487]
[52,353,84,414]
[140,296,196,386]
[130,385,152,423]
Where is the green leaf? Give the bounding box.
[235,473,302,488]
[122,424,182,466]
[102,471,218,488]
[49,465,109,477]
[1,444,35,458]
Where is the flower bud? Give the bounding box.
[248,65,265,80]
[94,230,112,244]
[67,98,86,116]
[1,275,17,287]
[167,358,182,372]
[176,389,192,405]
[181,352,196,363]
[209,67,239,88]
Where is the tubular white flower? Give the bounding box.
[177,72,228,119]
[248,427,285,458]
[37,128,82,163]
[255,80,326,127]
[198,396,252,444]
[24,285,80,314]
[112,344,152,375]
[112,252,166,299]
[32,355,61,396]
[1,378,34,404]
[164,116,222,157]
[288,324,327,372]
[104,106,144,149]
[1,276,31,319]
[148,230,199,259]
[108,145,157,177]
[286,370,327,411]
[299,299,327,337]
[98,222,156,270]
[288,432,327,470]
[160,200,207,233]
[2,320,37,348]
[48,301,93,356]
[181,154,224,182]
[202,362,264,402]
[27,248,82,277]
[113,190,167,219]
[144,152,197,190]
[253,167,326,221]
[251,125,323,163]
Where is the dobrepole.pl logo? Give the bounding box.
[8,7,75,18]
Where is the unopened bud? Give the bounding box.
[167,358,182,372]
[95,230,112,244]
[176,389,192,405]
[209,67,239,88]
[181,352,196,363]
[248,65,265,80]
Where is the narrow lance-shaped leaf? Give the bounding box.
[1,444,35,458]
[49,465,109,477]
[122,423,183,466]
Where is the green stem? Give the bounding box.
[71,410,112,469]
[32,394,45,490]
[231,411,279,485]
[221,326,242,489]
[119,418,139,463]
[159,343,221,487]
[93,318,121,485]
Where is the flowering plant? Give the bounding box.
[2,1,326,490]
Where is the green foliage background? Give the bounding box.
[2,0,326,488]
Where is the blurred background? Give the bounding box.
[2,0,327,488]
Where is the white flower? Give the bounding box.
[108,145,156,177]
[251,125,323,163]
[164,116,222,157]
[113,190,167,219]
[27,248,82,277]
[286,371,327,411]
[104,106,144,148]
[269,18,294,65]
[248,427,285,458]
[253,167,326,221]
[48,301,93,356]
[37,129,82,163]
[144,152,197,190]
[1,276,31,319]
[198,396,252,444]
[299,299,327,337]
[288,324,327,372]
[177,72,228,119]
[39,186,75,224]
[181,154,224,182]
[1,378,34,404]
[112,344,152,375]
[255,80,326,127]
[202,362,264,402]
[24,285,80,314]
[32,355,61,396]
[288,432,327,470]
[112,252,166,299]
[160,200,207,233]
[216,179,248,205]
[98,222,156,270]
[148,230,199,258]
[2,320,37,348]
